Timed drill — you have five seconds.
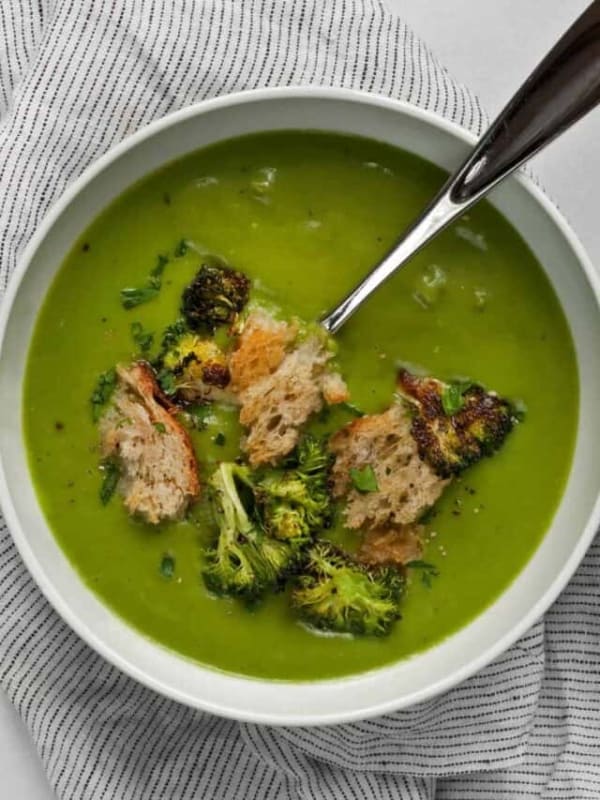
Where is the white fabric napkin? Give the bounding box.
[1,2,598,798]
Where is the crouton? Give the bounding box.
[99,362,200,524]
[229,309,296,393]
[329,404,448,529]
[358,524,424,567]
[229,310,349,466]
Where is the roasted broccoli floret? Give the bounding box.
[257,436,333,543]
[155,325,230,400]
[290,542,404,637]
[202,462,299,599]
[397,368,517,478]
[182,263,250,332]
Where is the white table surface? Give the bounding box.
[2,1,598,796]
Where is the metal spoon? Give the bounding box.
[321,0,600,334]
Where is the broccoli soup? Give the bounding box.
[23,132,578,680]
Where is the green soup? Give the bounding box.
[23,132,578,680]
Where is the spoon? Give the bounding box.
[321,0,600,334]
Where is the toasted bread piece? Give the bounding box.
[100,362,200,524]
[329,404,448,529]
[230,310,349,466]
[229,309,297,393]
[358,524,424,567]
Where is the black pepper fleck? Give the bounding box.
[163,192,171,206]
[82,242,90,252]
[55,421,64,431]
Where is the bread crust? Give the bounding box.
[357,524,424,567]
[100,362,200,524]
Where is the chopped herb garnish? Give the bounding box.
[160,554,175,579]
[99,460,120,505]
[130,321,154,353]
[174,239,189,257]
[150,253,169,278]
[90,368,117,421]
[153,421,167,434]
[214,432,226,446]
[341,401,365,418]
[406,560,440,588]
[441,381,472,416]
[157,368,177,395]
[349,464,379,493]
[120,284,160,309]
[120,253,172,309]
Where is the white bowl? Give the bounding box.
[1,87,600,726]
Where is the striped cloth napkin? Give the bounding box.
[1,1,599,798]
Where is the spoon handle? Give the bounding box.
[321,0,600,334]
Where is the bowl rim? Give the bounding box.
[1,85,600,726]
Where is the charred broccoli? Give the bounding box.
[397,368,516,478]
[257,436,333,543]
[203,462,297,599]
[182,263,250,333]
[291,541,404,637]
[154,324,230,400]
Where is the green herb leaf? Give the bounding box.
[157,368,177,395]
[213,432,226,446]
[120,284,160,309]
[349,464,379,493]
[150,253,169,278]
[160,554,175,579]
[406,560,440,589]
[441,384,463,415]
[341,401,365,418]
[99,460,120,505]
[153,421,167,434]
[90,368,117,421]
[130,321,154,353]
[174,239,189,257]
[120,252,171,309]
[441,381,472,416]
